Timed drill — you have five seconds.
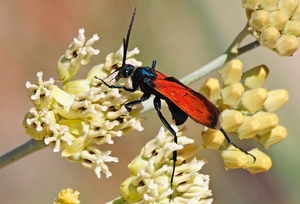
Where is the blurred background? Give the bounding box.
[0,1,299,203]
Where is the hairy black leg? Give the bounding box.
[219,128,256,162]
[153,97,177,192]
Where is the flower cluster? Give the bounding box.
[200,59,288,174]
[242,0,300,56]
[54,188,80,204]
[23,29,143,179]
[119,125,213,204]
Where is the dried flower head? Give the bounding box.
[23,29,143,179]
[119,125,213,204]
[242,0,300,56]
[200,59,288,173]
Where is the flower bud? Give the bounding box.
[221,83,244,108]
[260,26,280,49]
[291,3,300,20]
[241,88,268,113]
[278,0,299,17]
[245,148,272,174]
[249,10,270,31]
[283,20,300,36]
[242,65,269,89]
[219,59,243,85]
[120,176,142,202]
[199,78,221,102]
[263,89,289,112]
[128,155,149,175]
[63,79,91,95]
[236,116,261,139]
[256,125,287,148]
[253,112,279,135]
[222,145,248,169]
[270,11,289,30]
[221,110,244,132]
[241,0,260,10]
[276,35,299,56]
[260,0,278,11]
[201,129,224,149]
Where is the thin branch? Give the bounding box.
[0,139,46,169]
[225,23,250,54]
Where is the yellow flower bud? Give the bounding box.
[236,116,261,139]
[260,26,281,49]
[63,79,91,95]
[199,78,221,102]
[249,10,270,31]
[222,145,248,169]
[241,0,260,10]
[219,59,243,85]
[245,148,272,174]
[263,89,289,112]
[256,125,287,148]
[120,176,142,202]
[221,109,244,132]
[291,3,300,20]
[86,64,106,81]
[270,11,289,30]
[260,0,279,11]
[128,155,149,175]
[253,112,279,135]
[276,34,299,56]
[242,65,269,89]
[177,143,201,162]
[201,129,224,149]
[59,120,89,137]
[52,85,75,107]
[283,20,300,36]
[221,83,244,108]
[278,0,299,17]
[241,88,268,113]
[61,136,94,157]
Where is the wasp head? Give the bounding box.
[115,64,135,81]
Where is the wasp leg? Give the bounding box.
[153,96,177,196]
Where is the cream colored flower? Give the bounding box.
[56,29,100,82]
[242,0,300,56]
[26,72,55,110]
[120,125,213,204]
[24,31,144,179]
[201,59,288,173]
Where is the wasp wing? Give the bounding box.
[150,71,221,129]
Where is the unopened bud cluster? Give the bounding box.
[23,29,143,179]
[120,125,213,204]
[200,59,288,174]
[242,0,300,56]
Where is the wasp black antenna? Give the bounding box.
[103,6,137,82]
[122,6,137,67]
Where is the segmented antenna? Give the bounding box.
[105,6,137,81]
[122,6,137,67]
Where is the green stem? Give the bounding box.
[0,139,46,169]
[105,196,123,204]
